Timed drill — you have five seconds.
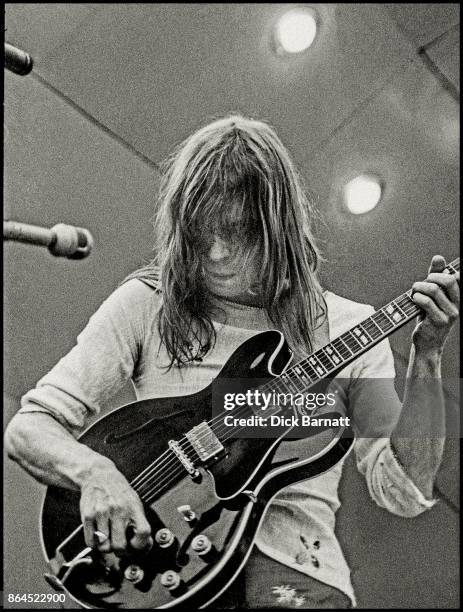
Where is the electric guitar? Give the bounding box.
[40,258,459,608]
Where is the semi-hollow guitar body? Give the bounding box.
[41,330,353,609]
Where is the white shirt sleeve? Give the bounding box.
[349,308,438,517]
[18,280,158,435]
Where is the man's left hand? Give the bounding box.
[410,255,460,353]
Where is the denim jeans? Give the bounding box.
[214,548,352,609]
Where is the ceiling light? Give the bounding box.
[343,174,382,215]
[274,9,318,54]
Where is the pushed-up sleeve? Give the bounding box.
[349,307,438,517]
[19,280,157,435]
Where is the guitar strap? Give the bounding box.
[138,277,162,292]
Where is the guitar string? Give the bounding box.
[129,268,460,500]
[129,263,460,500]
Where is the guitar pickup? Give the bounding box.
[185,422,225,464]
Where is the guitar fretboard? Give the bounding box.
[270,258,460,396]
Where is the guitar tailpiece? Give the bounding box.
[44,573,65,592]
[46,546,93,591]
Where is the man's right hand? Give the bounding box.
[80,463,153,554]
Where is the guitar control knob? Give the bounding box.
[177,504,197,524]
[191,534,218,563]
[191,534,211,555]
[124,564,144,584]
[160,570,183,591]
[155,528,176,548]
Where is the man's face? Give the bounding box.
[201,233,262,304]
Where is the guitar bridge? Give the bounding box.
[169,439,199,477]
[186,422,225,465]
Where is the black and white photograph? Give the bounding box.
[3,4,460,609]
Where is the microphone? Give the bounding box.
[5,43,33,75]
[3,220,94,259]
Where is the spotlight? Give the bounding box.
[274,8,318,55]
[343,175,382,215]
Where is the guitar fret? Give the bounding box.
[316,349,334,371]
[291,367,310,392]
[382,308,396,325]
[402,303,416,316]
[384,301,406,324]
[274,379,287,395]
[342,331,362,353]
[397,294,416,315]
[308,354,327,377]
[290,375,304,393]
[304,361,320,380]
[393,300,407,317]
[324,344,343,365]
[291,366,305,388]
[320,347,336,369]
[372,310,394,332]
[332,337,352,359]
[280,373,299,394]
[360,323,373,339]
[294,364,313,386]
[283,377,297,394]
[400,292,421,317]
[352,325,371,346]
[362,318,382,339]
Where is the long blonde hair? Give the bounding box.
[125,114,326,367]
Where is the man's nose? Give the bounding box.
[207,236,231,262]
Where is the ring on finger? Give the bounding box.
[94,530,109,544]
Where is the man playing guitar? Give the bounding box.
[5,115,459,608]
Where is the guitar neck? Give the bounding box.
[272,258,460,395]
